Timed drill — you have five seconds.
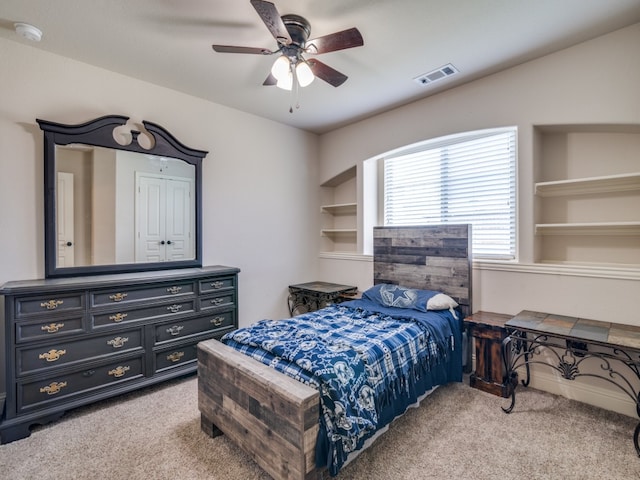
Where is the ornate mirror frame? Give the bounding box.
[38,115,207,278]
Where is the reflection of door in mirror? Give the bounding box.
[55,146,196,267]
[56,172,75,267]
[135,174,194,262]
[56,147,93,267]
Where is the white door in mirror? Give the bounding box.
[135,174,194,262]
[56,172,75,267]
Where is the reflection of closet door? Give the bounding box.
[56,172,75,267]
[164,178,193,260]
[135,174,193,262]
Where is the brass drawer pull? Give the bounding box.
[40,299,64,310]
[210,281,224,289]
[41,322,65,333]
[166,286,182,294]
[107,337,129,349]
[167,304,183,313]
[108,293,128,302]
[40,381,68,395]
[109,313,128,323]
[108,366,130,378]
[210,316,224,327]
[210,298,224,306]
[38,349,67,362]
[167,351,185,363]
[166,325,184,336]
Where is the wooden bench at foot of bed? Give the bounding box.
[197,339,324,480]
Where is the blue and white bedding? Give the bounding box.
[221,294,463,476]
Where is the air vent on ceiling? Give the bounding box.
[414,63,458,86]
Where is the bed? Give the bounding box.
[197,225,472,479]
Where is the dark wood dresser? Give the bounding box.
[0,265,239,443]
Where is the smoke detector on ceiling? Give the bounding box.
[414,63,458,86]
[14,23,43,42]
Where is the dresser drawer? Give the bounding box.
[17,355,144,413]
[90,281,196,308]
[15,316,86,343]
[199,292,235,312]
[14,292,84,319]
[199,276,236,294]
[17,329,144,376]
[154,343,199,373]
[91,300,196,329]
[155,311,235,345]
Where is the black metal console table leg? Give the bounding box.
[501,331,531,413]
[501,335,517,413]
[501,330,640,456]
[635,394,640,456]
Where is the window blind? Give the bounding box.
[384,128,517,259]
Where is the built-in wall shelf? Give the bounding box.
[321,229,357,236]
[535,222,640,236]
[320,166,357,254]
[535,172,640,197]
[320,203,357,215]
[534,124,640,267]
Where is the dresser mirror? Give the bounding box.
[38,115,207,278]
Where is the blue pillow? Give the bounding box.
[362,284,458,314]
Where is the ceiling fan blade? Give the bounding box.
[306,28,364,54]
[307,59,348,87]
[250,0,292,45]
[263,73,277,86]
[212,45,272,54]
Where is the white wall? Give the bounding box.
[0,38,319,328]
[317,24,640,416]
[318,23,639,320]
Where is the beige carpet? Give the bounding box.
[1,375,639,480]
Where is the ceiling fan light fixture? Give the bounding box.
[276,70,293,90]
[296,61,314,87]
[271,55,291,82]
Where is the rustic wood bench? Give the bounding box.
[501,310,640,456]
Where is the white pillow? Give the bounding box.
[426,293,459,319]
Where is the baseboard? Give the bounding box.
[521,368,638,418]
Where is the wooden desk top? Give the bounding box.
[506,310,640,351]
[464,311,512,329]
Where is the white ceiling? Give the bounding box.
[2,0,640,134]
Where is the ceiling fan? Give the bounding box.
[212,0,364,91]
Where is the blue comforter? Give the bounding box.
[221,299,462,476]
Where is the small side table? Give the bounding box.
[288,281,357,316]
[464,311,511,397]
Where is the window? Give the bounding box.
[383,127,517,260]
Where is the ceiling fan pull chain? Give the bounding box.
[290,64,301,113]
[289,86,294,113]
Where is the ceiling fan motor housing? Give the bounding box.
[281,14,311,51]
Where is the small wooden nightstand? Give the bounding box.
[464,311,512,397]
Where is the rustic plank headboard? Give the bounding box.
[373,224,472,318]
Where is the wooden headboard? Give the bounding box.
[373,225,472,318]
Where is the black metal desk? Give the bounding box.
[287,281,357,316]
[501,310,640,455]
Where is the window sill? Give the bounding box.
[318,252,372,262]
[318,255,639,280]
[474,260,640,281]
